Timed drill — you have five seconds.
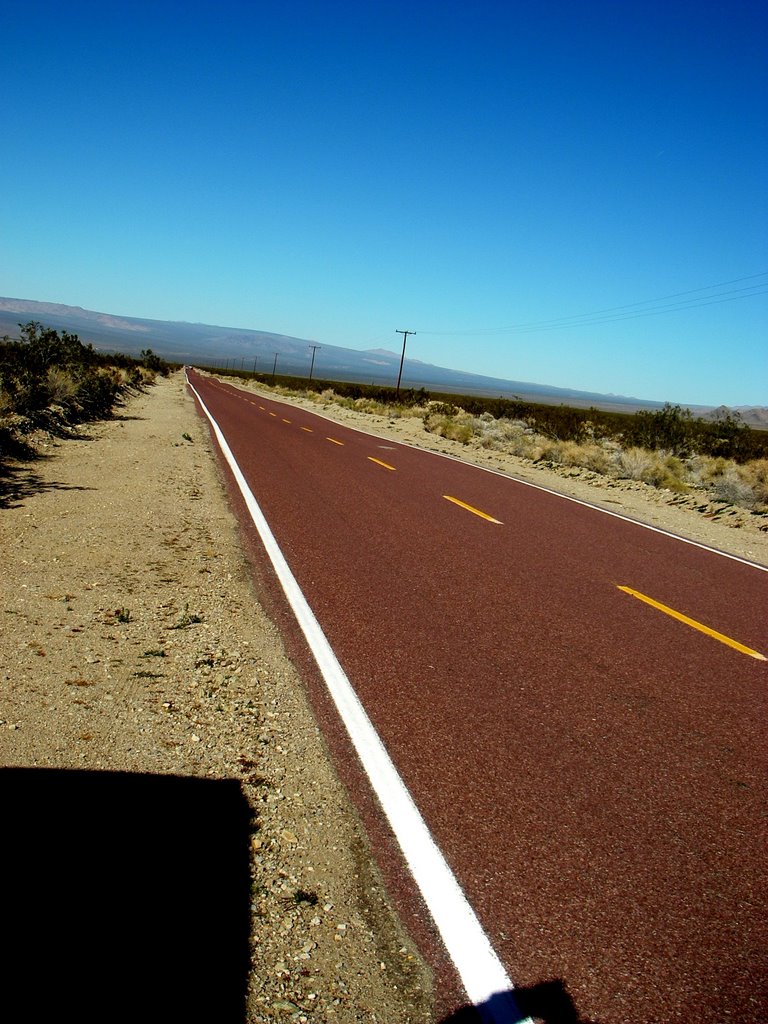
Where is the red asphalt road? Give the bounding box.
[189,371,767,1024]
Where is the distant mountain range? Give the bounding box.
[1,296,765,423]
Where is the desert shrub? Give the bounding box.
[400,404,430,419]
[423,410,476,444]
[535,439,611,472]
[657,454,690,491]
[427,401,459,417]
[530,406,589,442]
[423,413,450,439]
[352,397,390,415]
[581,443,614,474]
[696,409,753,459]
[74,368,122,419]
[744,459,768,506]
[624,403,694,456]
[11,321,96,374]
[0,323,158,426]
[45,366,79,407]
[617,447,655,480]
[538,440,578,465]
[125,366,145,388]
[2,373,47,414]
[633,453,689,491]
[682,455,768,510]
[511,434,544,460]
[504,419,533,436]
[487,420,542,459]
[139,349,169,375]
[472,414,502,448]
[701,461,768,510]
[295,378,428,408]
[0,382,13,415]
[689,455,729,486]
[710,466,758,507]
[446,419,475,443]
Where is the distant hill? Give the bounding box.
[700,404,768,430]
[2,296,763,421]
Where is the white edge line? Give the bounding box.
[211,372,768,574]
[186,372,527,1022]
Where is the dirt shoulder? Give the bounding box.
[0,372,431,1023]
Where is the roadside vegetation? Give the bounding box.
[415,399,768,511]
[0,321,169,460]
[219,370,767,516]
[13,329,759,515]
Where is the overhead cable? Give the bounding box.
[417,271,768,336]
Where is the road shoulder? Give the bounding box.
[0,372,432,1022]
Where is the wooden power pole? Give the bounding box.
[395,330,415,396]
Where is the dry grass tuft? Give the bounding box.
[617,447,655,480]
[45,367,79,405]
[423,410,476,444]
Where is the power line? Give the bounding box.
[417,271,768,336]
[481,281,766,333]
[506,284,768,334]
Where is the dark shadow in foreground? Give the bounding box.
[440,981,605,1023]
[1,767,251,1023]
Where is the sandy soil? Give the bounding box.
[2,370,765,1023]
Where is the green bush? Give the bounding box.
[140,349,169,375]
[623,404,694,456]
[0,321,162,424]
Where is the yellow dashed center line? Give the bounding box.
[368,457,396,471]
[617,586,766,660]
[269,412,277,417]
[443,495,502,524]
[282,418,291,424]
[301,426,313,433]
[326,437,344,446]
[259,406,266,411]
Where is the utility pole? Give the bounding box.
[395,330,416,396]
[272,352,279,382]
[252,356,258,374]
[308,344,321,382]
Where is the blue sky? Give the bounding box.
[2,1,766,406]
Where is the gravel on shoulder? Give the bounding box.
[0,372,432,1023]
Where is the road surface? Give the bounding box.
[188,370,767,1024]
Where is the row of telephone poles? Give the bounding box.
[214,330,416,393]
[214,344,322,382]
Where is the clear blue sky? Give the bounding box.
[3,1,766,406]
